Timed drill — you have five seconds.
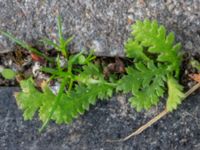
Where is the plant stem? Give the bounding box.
[39,76,68,132]
[68,79,73,92]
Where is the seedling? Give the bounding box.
[117,20,184,112]
[0,67,16,80]
[190,59,200,71]
[108,20,200,142]
[2,18,198,140]
[0,31,53,62]
[40,16,74,58]
[1,16,116,132]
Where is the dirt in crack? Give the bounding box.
[0,45,199,91]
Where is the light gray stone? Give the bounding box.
[0,0,200,56]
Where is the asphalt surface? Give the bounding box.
[0,87,200,150]
[0,0,199,56]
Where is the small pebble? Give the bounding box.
[185,41,193,50]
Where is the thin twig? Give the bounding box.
[107,83,200,142]
[184,83,200,97]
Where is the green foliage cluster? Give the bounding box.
[0,67,16,80]
[118,20,184,112]
[190,59,200,71]
[1,18,185,131]
[16,63,115,130]
[2,16,115,131]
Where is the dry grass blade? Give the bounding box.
[107,82,200,142]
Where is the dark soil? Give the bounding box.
[180,52,200,90]
[0,46,199,88]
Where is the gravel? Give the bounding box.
[0,87,200,150]
[0,0,199,56]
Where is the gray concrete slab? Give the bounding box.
[0,87,200,150]
[0,1,200,149]
[0,0,200,56]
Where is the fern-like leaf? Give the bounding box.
[77,63,115,99]
[15,78,53,120]
[121,19,184,111]
[117,61,166,111]
[15,64,115,125]
[126,19,182,77]
[166,77,185,112]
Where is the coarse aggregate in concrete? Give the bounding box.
[0,0,199,56]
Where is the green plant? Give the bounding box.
[117,20,184,112]
[8,16,116,132]
[0,31,53,62]
[2,18,186,134]
[190,59,200,71]
[0,67,16,80]
[15,62,115,131]
[40,16,73,58]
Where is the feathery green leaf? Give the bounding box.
[117,61,166,111]
[166,77,185,112]
[120,19,183,111]
[126,19,182,77]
